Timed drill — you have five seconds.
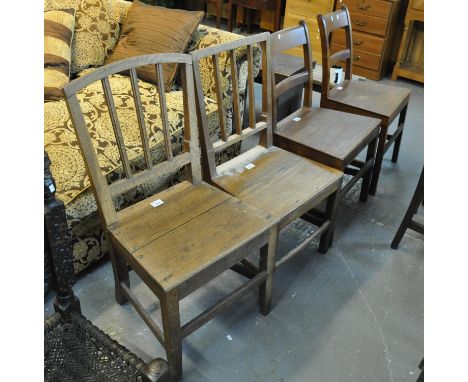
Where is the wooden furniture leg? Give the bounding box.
[161,291,183,381]
[107,236,130,305]
[259,226,278,315]
[318,190,340,253]
[216,0,222,29]
[391,168,424,249]
[392,105,408,163]
[369,122,388,196]
[227,0,235,31]
[359,136,378,202]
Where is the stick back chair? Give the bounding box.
[271,21,380,203]
[191,33,343,277]
[62,53,277,381]
[318,5,411,195]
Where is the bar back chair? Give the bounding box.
[62,53,277,381]
[270,21,380,203]
[190,33,343,275]
[317,5,411,195]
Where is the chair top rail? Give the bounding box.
[270,22,307,57]
[63,53,192,97]
[317,8,349,35]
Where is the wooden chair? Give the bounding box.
[391,168,424,249]
[271,21,380,203]
[317,5,411,196]
[227,0,282,33]
[190,33,343,276]
[205,0,224,29]
[62,53,277,381]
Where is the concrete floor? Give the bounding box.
[45,23,423,382]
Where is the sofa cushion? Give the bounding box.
[105,1,203,89]
[44,9,76,101]
[44,0,132,74]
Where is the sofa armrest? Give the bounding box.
[188,25,262,134]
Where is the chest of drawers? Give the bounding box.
[331,0,402,80]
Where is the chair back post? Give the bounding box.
[190,32,272,181]
[270,21,313,130]
[317,5,353,99]
[63,54,199,228]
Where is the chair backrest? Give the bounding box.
[190,32,273,181]
[63,53,201,228]
[270,21,313,127]
[317,5,353,98]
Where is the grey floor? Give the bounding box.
[45,24,424,382]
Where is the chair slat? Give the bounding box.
[275,71,309,98]
[101,77,132,178]
[109,152,192,197]
[213,122,267,153]
[229,50,242,136]
[212,54,228,141]
[129,68,152,169]
[330,49,351,66]
[155,64,173,160]
[247,45,256,129]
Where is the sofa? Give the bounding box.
[44,0,261,274]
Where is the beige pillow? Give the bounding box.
[105,1,204,89]
[44,9,76,101]
[44,0,132,74]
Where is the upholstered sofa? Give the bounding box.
[44,0,261,274]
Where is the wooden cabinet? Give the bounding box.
[282,0,335,64]
[391,0,424,83]
[331,0,402,80]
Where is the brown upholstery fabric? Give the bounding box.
[105,1,204,89]
[44,9,75,101]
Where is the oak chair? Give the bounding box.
[271,21,380,203]
[62,53,277,381]
[317,5,411,196]
[190,33,343,276]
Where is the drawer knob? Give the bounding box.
[353,56,361,61]
[353,40,364,46]
[355,20,367,26]
[358,3,370,10]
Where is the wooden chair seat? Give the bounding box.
[274,106,380,170]
[214,146,342,228]
[328,80,411,122]
[109,181,274,293]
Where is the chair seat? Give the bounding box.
[213,145,343,224]
[328,80,411,121]
[274,106,380,169]
[108,181,274,293]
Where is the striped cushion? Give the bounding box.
[44,9,75,101]
[105,1,204,89]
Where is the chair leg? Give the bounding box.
[392,105,408,163]
[216,0,222,29]
[259,226,278,315]
[369,122,388,196]
[161,291,183,381]
[359,135,378,202]
[227,1,234,31]
[107,236,130,305]
[391,168,424,249]
[318,189,340,254]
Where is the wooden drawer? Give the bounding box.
[333,29,384,55]
[287,0,333,18]
[349,11,389,36]
[336,0,391,19]
[331,43,381,71]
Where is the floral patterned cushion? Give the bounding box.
[44,0,132,74]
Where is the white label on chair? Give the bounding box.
[337,86,343,90]
[331,16,334,21]
[277,34,281,39]
[150,199,164,207]
[293,117,301,122]
[244,163,255,170]
[337,15,340,20]
[49,184,55,193]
